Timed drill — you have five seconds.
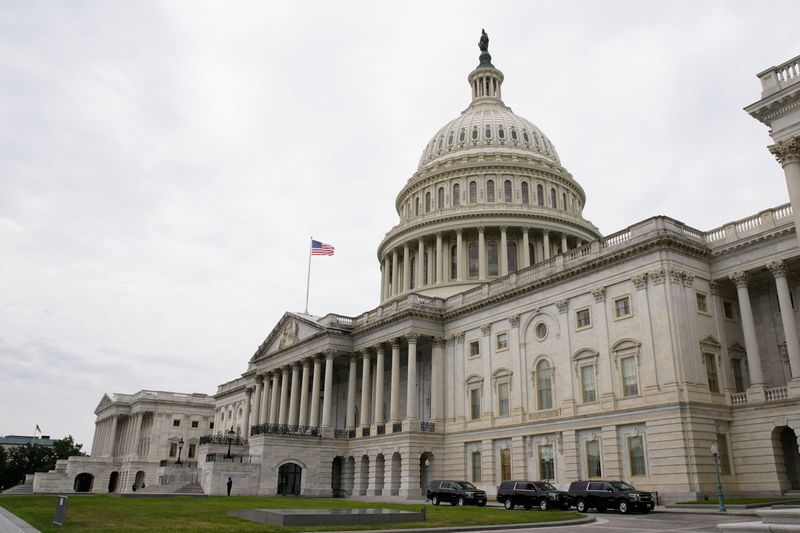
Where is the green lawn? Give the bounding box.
[676,498,794,505]
[0,495,582,532]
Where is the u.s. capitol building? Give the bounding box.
[34,37,800,504]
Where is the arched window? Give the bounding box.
[447,132,454,146]
[511,128,518,141]
[521,182,529,204]
[504,180,512,202]
[507,242,517,272]
[562,192,567,210]
[425,192,431,213]
[450,245,457,279]
[484,126,492,139]
[469,181,477,203]
[459,129,466,143]
[498,126,505,140]
[471,127,479,141]
[523,131,530,144]
[423,252,429,285]
[536,359,553,410]
[487,180,495,202]
[415,197,419,216]
[550,188,557,208]
[469,242,479,278]
[488,241,498,276]
[537,184,544,206]
[453,183,461,207]
[410,254,416,289]
[437,187,445,209]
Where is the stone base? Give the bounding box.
[718,508,800,532]
[788,378,800,399]
[747,385,766,403]
[228,508,425,527]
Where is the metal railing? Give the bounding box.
[420,422,436,433]
[377,424,386,435]
[204,453,254,463]
[250,424,320,437]
[392,423,403,433]
[199,435,247,446]
[159,460,197,468]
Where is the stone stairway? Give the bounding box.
[126,483,205,497]
[0,484,33,495]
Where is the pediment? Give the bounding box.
[94,393,113,415]
[699,335,721,349]
[251,312,325,362]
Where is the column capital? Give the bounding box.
[373,342,385,354]
[632,273,648,290]
[349,352,360,363]
[480,323,491,336]
[281,364,291,373]
[555,298,569,313]
[313,353,325,363]
[591,287,606,303]
[508,314,520,327]
[301,357,311,368]
[431,336,445,348]
[405,332,420,344]
[391,338,402,349]
[456,228,463,235]
[500,225,507,232]
[358,350,372,361]
[255,374,264,384]
[455,332,465,344]
[767,260,788,278]
[323,349,336,360]
[768,137,800,167]
[730,271,750,288]
[403,242,409,251]
[709,280,721,295]
[478,226,485,234]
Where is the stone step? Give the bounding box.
[1,484,33,495]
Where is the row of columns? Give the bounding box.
[381,226,585,300]
[730,260,800,389]
[242,335,445,435]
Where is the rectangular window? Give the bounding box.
[576,308,591,329]
[470,388,481,420]
[209,422,214,429]
[172,419,180,427]
[471,450,482,482]
[496,332,508,351]
[716,433,731,475]
[723,300,735,320]
[705,353,720,393]
[500,448,512,481]
[621,356,639,397]
[469,340,480,358]
[169,442,177,457]
[731,359,745,393]
[696,292,709,314]
[539,444,555,481]
[586,440,602,478]
[497,382,510,416]
[628,435,646,476]
[581,365,597,403]
[191,421,199,428]
[614,296,631,318]
[188,443,197,459]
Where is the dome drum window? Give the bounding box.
[510,128,518,141]
[522,131,530,144]
[484,126,492,140]
[459,129,466,143]
[498,126,505,140]
[447,132,454,146]
[471,127,479,142]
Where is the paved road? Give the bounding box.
[480,511,752,533]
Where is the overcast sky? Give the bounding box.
[1,1,798,453]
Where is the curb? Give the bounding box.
[0,506,41,533]
[316,516,596,533]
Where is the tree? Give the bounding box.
[0,436,85,490]
[53,436,84,460]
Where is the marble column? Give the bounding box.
[402,243,410,292]
[108,416,118,457]
[391,250,399,296]
[380,262,386,301]
[769,138,800,246]
[500,226,508,276]
[242,388,252,435]
[269,372,280,424]
[730,272,765,386]
[288,363,301,426]
[561,233,568,254]
[278,366,290,425]
[298,359,311,427]
[436,232,443,284]
[310,355,322,427]
[478,227,487,280]
[431,337,445,422]
[522,228,531,268]
[360,352,372,427]
[390,339,401,423]
[543,230,551,260]
[405,333,419,421]
[346,354,358,429]
[768,261,800,378]
[260,374,271,424]
[373,344,385,425]
[129,413,142,458]
[321,351,335,428]
[253,377,263,428]
[456,229,464,281]
[382,257,390,300]
[417,239,424,288]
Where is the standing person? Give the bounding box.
[226,477,233,496]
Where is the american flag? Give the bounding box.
[311,240,335,256]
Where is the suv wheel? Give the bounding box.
[576,499,587,513]
[431,496,439,506]
[618,501,629,514]
[457,497,465,507]
[539,500,549,511]
[504,499,514,510]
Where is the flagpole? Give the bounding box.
[304,237,313,314]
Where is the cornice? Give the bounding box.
[746,88,800,126]
[708,226,796,258]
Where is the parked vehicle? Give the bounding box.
[427,480,487,506]
[496,480,570,510]
[567,480,654,513]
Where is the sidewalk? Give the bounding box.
[0,507,39,533]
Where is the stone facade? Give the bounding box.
[38,46,800,503]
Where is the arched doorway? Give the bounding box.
[74,473,93,492]
[107,471,119,493]
[778,426,800,490]
[331,457,344,497]
[134,471,145,490]
[277,463,302,495]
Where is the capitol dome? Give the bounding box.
[377,35,601,304]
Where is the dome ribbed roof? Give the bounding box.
[417,103,561,171]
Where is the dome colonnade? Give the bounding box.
[378,45,600,303]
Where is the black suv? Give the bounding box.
[427,480,487,506]
[567,480,654,513]
[496,480,570,510]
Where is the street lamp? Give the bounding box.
[710,442,727,512]
[175,437,184,466]
[225,427,235,460]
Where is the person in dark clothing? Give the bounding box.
[226,477,233,496]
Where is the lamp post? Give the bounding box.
[710,442,727,512]
[225,427,235,460]
[175,437,184,466]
